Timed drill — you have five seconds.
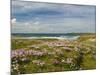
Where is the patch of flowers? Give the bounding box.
[11,49,47,58]
[11,49,48,74]
[45,41,67,47]
[53,59,60,65]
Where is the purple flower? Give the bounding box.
[32,51,46,56]
[11,49,25,58]
[53,59,60,65]
[26,50,33,55]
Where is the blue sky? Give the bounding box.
[11,0,96,33]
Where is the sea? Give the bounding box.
[11,33,80,40]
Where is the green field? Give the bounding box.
[11,34,96,74]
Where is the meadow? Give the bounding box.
[11,34,96,74]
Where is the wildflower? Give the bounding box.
[32,60,45,67]
[26,50,33,55]
[65,58,73,64]
[37,61,45,67]
[61,59,65,63]
[32,51,46,56]
[53,59,60,65]
[21,57,29,62]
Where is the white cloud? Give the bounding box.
[24,22,29,26]
[11,18,16,24]
[11,0,95,33]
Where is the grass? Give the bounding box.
[11,34,96,74]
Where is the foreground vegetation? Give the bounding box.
[11,34,96,74]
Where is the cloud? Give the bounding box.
[11,0,96,33]
[12,0,95,18]
[34,21,40,25]
[11,18,16,24]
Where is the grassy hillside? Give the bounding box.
[11,34,96,74]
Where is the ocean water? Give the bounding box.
[11,33,80,40]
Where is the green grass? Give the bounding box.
[11,34,96,74]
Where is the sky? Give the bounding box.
[11,0,96,33]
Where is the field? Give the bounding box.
[11,34,96,74]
